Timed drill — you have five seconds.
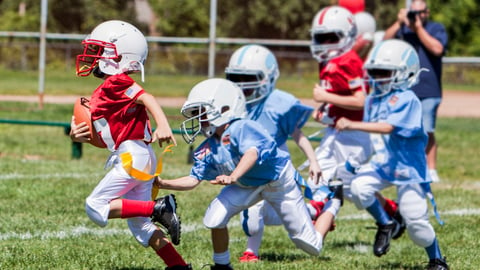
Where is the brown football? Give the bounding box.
[73,97,106,148]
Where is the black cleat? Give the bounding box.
[210,263,234,270]
[328,178,344,206]
[392,210,406,239]
[373,221,399,257]
[152,194,181,245]
[165,264,193,270]
[427,257,449,270]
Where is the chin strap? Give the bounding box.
[139,61,145,82]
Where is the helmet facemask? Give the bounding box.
[310,29,355,62]
[365,68,396,97]
[180,103,219,144]
[76,39,118,77]
[225,70,270,104]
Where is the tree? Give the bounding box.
[0,0,479,56]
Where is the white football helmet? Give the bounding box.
[364,39,425,97]
[180,78,247,144]
[310,6,357,62]
[354,11,376,41]
[76,20,148,81]
[225,44,279,104]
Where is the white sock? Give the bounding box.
[324,199,341,217]
[213,250,230,265]
[245,232,262,256]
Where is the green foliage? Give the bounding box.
[0,0,143,34]
[0,9,39,31]
[0,0,479,64]
[217,0,331,39]
[151,0,210,37]
[429,0,480,55]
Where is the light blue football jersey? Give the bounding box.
[190,119,290,187]
[247,89,313,148]
[365,88,429,184]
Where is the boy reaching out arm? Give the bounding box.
[156,78,343,270]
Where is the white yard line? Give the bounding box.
[0,172,103,181]
[0,209,478,241]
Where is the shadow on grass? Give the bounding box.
[255,251,331,263]
[374,261,426,270]
[329,239,372,249]
[114,268,158,270]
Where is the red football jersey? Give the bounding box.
[90,73,151,151]
[318,50,367,124]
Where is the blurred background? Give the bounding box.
[0,0,479,92]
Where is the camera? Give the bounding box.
[407,10,420,23]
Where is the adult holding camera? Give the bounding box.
[383,0,448,183]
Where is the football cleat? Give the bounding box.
[328,178,344,206]
[427,257,449,270]
[239,251,259,263]
[165,264,193,270]
[392,210,406,239]
[152,194,181,245]
[210,263,234,270]
[373,221,399,257]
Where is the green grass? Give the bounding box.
[2,67,479,100]
[0,101,479,269]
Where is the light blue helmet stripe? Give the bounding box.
[265,51,276,70]
[404,48,416,68]
[369,40,384,61]
[236,45,253,65]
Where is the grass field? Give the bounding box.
[1,100,479,270]
[2,67,480,99]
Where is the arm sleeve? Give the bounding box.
[230,121,277,165]
[385,93,423,138]
[278,101,314,138]
[189,141,218,181]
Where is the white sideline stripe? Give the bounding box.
[339,208,480,220]
[0,172,103,180]
[0,209,478,241]
[0,223,206,241]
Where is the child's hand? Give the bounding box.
[152,128,177,148]
[313,83,329,103]
[335,117,351,131]
[70,116,91,143]
[153,176,163,188]
[309,163,323,185]
[211,175,237,185]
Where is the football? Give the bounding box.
[73,97,106,148]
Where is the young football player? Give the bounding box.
[335,39,449,270]
[224,44,323,263]
[156,78,343,270]
[307,5,404,236]
[69,20,191,270]
[352,11,376,61]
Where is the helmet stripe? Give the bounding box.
[369,41,382,61]
[317,7,330,24]
[236,45,252,65]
